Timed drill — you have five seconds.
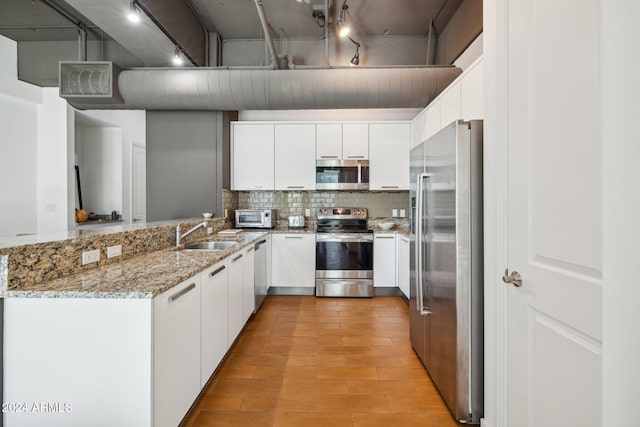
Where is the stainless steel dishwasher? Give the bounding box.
[254,238,268,312]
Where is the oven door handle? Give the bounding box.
[316,234,373,243]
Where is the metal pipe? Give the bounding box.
[324,0,329,67]
[253,0,280,69]
[78,26,87,61]
[426,18,433,65]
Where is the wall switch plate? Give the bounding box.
[107,245,122,259]
[400,209,406,217]
[305,208,311,217]
[224,209,228,219]
[392,209,398,217]
[82,249,100,265]
[207,227,213,234]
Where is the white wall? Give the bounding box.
[0,36,41,237]
[77,127,123,215]
[73,109,146,224]
[36,89,71,234]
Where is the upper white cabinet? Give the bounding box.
[316,123,368,160]
[274,124,316,190]
[440,82,461,129]
[342,123,368,159]
[412,56,484,142]
[369,123,411,190]
[460,60,484,120]
[232,123,275,190]
[316,123,342,159]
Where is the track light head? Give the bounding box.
[173,46,183,66]
[350,48,360,66]
[127,1,141,23]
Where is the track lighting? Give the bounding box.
[127,1,141,23]
[348,37,360,66]
[172,45,183,66]
[337,0,350,37]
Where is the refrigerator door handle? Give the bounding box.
[416,172,432,316]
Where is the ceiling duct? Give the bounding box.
[68,66,462,110]
[59,61,123,105]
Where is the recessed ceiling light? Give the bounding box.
[173,46,183,66]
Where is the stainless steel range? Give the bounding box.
[315,207,374,297]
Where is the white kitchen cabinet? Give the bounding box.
[423,102,441,141]
[154,276,202,427]
[440,82,461,129]
[373,233,397,287]
[369,123,411,190]
[460,59,484,120]
[271,233,316,288]
[342,123,369,159]
[396,234,410,298]
[227,250,246,345]
[316,123,342,159]
[232,123,275,190]
[200,261,228,388]
[243,245,256,321]
[316,123,368,160]
[274,124,316,190]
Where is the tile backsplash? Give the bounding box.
[236,191,410,218]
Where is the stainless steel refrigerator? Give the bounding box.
[410,120,483,424]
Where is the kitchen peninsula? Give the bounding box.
[1,218,267,427]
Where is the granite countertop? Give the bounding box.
[3,231,267,299]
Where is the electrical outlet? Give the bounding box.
[82,249,100,265]
[392,209,398,217]
[400,209,406,217]
[207,227,213,234]
[305,208,311,217]
[107,245,122,258]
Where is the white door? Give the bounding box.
[503,0,602,426]
[131,144,146,223]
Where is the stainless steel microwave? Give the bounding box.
[316,159,369,190]
[235,209,275,228]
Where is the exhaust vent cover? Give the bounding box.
[59,61,123,106]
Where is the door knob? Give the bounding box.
[502,269,523,287]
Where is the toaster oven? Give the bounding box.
[235,209,275,228]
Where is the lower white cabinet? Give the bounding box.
[3,239,267,427]
[396,234,410,298]
[200,261,229,388]
[243,245,256,321]
[271,233,316,288]
[154,276,202,427]
[227,250,246,345]
[373,233,397,287]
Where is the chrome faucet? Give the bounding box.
[176,220,208,246]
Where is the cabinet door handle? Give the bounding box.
[375,236,395,239]
[286,186,304,189]
[346,155,365,159]
[232,254,243,262]
[381,185,400,189]
[168,283,196,302]
[284,236,303,239]
[247,247,254,253]
[247,186,264,189]
[320,155,338,159]
[209,266,226,277]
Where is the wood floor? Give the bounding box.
[183,295,459,427]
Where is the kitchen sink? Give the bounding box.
[183,241,238,251]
